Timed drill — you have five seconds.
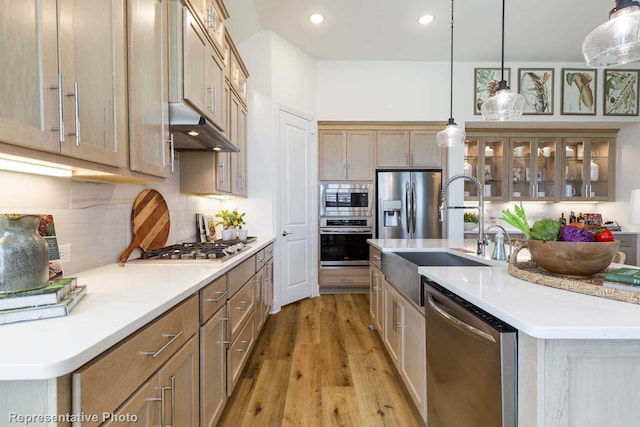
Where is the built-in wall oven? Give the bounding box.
[320,182,373,217]
[320,217,373,267]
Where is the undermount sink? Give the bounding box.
[381,251,489,307]
[393,251,489,267]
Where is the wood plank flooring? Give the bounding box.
[218,294,425,426]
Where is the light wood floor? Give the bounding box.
[218,294,425,426]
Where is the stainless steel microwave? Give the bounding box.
[319,182,374,217]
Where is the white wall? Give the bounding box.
[317,59,640,235]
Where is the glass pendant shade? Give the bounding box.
[437,119,466,147]
[481,82,525,121]
[583,2,640,67]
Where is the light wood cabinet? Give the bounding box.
[381,278,427,421]
[189,0,228,58]
[508,136,560,201]
[102,374,160,426]
[127,0,172,178]
[158,334,199,427]
[182,6,225,132]
[319,130,374,181]
[561,137,615,201]
[72,296,199,427]
[369,246,384,332]
[616,234,638,266]
[0,1,60,153]
[0,0,128,167]
[319,267,370,292]
[466,130,617,202]
[200,306,227,427]
[230,89,248,196]
[377,130,443,168]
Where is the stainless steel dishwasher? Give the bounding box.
[422,277,517,427]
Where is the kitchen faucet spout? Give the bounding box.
[440,174,487,256]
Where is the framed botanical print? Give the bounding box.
[518,68,554,114]
[474,68,510,115]
[604,69,639,116]
[561,68,597,115]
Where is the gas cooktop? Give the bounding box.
[138,238,254,262]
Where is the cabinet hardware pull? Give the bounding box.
[371,255,380,260]
[49,74,65,142]
[66,81,81,146]
[218,160,225,184]
[160,376,175,427]
[395,303,404,330]
[206,290,227,303]
[237,338,253,352]
[211,83,217,115]
[235,300,251,310]
[165,134,175,172]
[141,331,183,358]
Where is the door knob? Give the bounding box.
[282,231,292,236]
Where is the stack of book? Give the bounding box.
[0,277,87,325]
[603,268,640,292]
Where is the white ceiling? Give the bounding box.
[225,0,616,63]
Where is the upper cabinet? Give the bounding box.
[377,130,444,168]
[466,131,617,202]
[0,0,128,168]
[464,137,507,201]
[128,0,172,178]
[319,130,375,181]
[181,6,226,132]
[561,137,615,201]
[508,137,559,201]
[190,0,228,60]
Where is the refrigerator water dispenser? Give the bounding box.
[382,200,402,227]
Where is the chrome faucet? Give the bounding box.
[440,174,487,256]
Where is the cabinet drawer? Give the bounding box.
[72,295,199,422]
[256,247,266,271]
[228,255,255,296]
[228,279,255,342]
[370,246,382,269]
[227,312,255,396]
[264,242,274,261]
[200,274,227,323]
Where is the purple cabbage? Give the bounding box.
[560,225,595,242]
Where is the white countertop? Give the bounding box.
[369,238,640,341]
[0,237,275,381]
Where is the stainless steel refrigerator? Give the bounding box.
[376,170,443,239]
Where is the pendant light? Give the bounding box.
[583,0,640,68]
[480,0,524,121]
[437,0,465,147]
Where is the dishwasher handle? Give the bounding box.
[425,291,496,344]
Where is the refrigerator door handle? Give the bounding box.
[411,181,417,234]
[405,182,411,234]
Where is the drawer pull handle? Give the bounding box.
[236,338,253,353]
[205,290,228,303]
[160,375,175,427]
[141,331,183,358]
[371,255,381,260]
[235,300,251,310]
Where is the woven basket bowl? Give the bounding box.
[527,240,620,277]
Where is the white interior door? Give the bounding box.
[277,108,317,306]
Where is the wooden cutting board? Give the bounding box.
[119,189,170,264]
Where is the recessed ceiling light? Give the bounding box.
[418,14,434,25]
[309,13,325,24]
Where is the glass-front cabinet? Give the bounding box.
[561,137,614,201]
[464,137,506,201]
[509,137,559,201]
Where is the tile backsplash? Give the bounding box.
[0,159,223,275]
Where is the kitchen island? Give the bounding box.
[0,237,275,426]
[370,238,640,427]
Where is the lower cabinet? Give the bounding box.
[200,306,227,427]
[379,279,427,422]
[370,264,384,332]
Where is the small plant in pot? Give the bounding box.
[215,209,246,240]
[463,212,479,231]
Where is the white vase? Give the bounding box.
[221,229,236,240]
[238,229,248,241]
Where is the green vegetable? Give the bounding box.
[464,212,479,223]
[499,201,531,239]
[530,219,562,241]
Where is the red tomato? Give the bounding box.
[594,229,614,242]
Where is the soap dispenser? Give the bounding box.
[491,228,507,261]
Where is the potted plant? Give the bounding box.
[215,209,246,240]
[464,212,479,231]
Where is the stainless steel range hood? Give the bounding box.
[169,103,239,152]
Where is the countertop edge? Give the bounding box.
[0,237,276,380]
